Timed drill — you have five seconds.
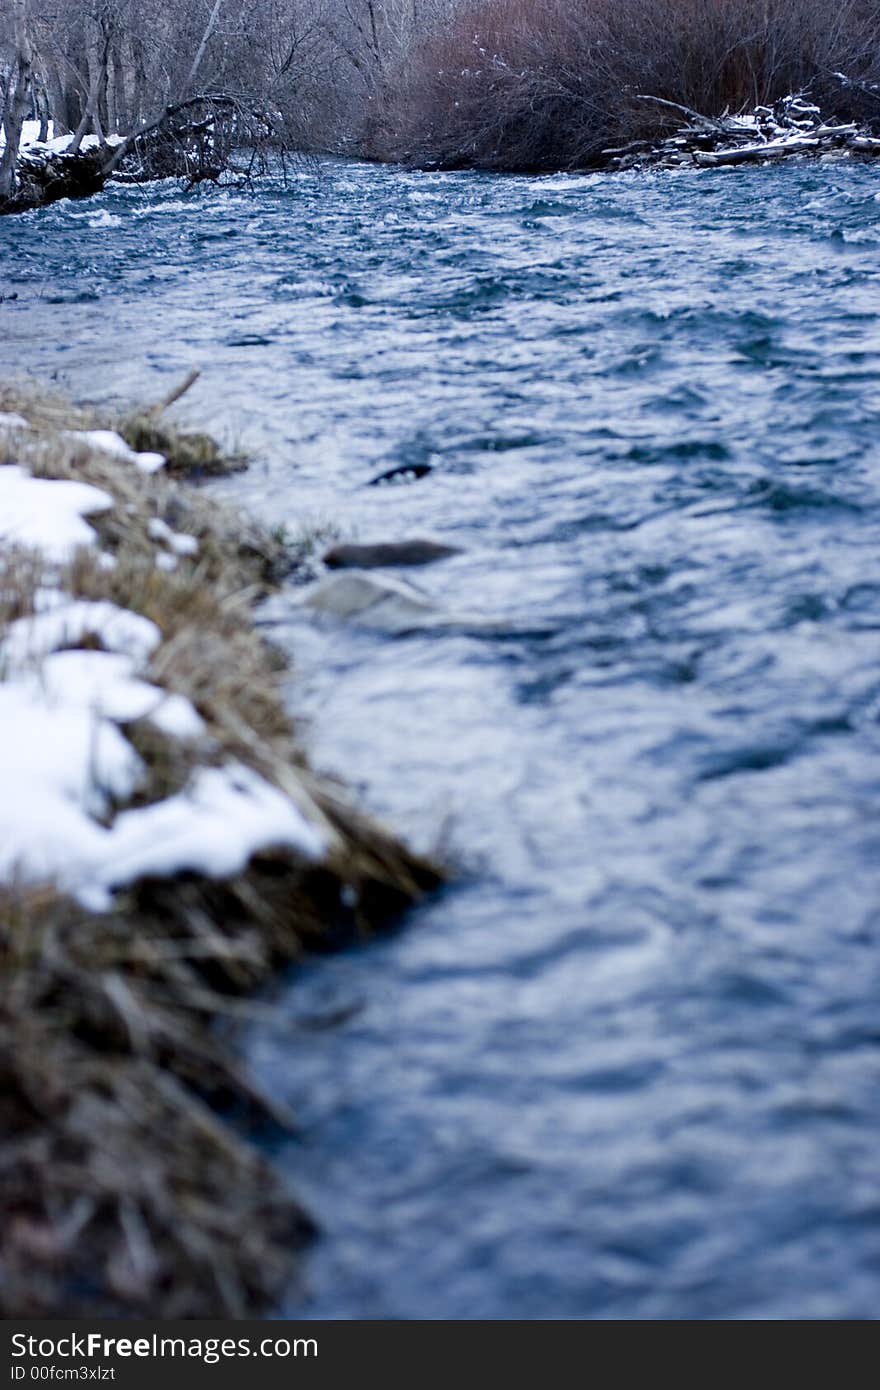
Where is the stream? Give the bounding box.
[2,156,880,1318]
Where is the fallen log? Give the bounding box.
[0,95,279,216]
[634,94,727,132]
[0,140,111,213]
[694,137,819,167]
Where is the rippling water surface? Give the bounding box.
[3,159,880,1318]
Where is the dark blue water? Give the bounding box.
[2,159,880,1318]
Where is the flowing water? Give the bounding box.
[2,158,880,1318]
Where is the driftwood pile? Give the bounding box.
[605,93,880,171]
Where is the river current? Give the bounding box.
[2,158,879,1318]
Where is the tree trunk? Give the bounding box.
[33,78,51,140]
[109,37,127,132]
[184,0,227,96]
[130,37,148,129]
[61,17,89,133]
[45,62,70,135]
[68,31,111,156]
[0,2,34,202]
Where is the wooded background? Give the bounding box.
[2,0,880,188]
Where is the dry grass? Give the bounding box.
[0,881,315,1317]
[120,412,249,478]
[0,382,442,1317]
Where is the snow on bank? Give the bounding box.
[66,428,167,475]
[0,656,324,909]
[0,449,327,910]
[0,119,53,151]
[2,596,160,667]
[82,764,326,911]
[25,132,125,158]
[0,121,126,157]
[0,465,112,561]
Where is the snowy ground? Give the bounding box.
[0,417,326,911]
[0,119,52,151]
[0,120,125,157]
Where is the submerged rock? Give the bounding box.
[368,462,433,486]
[323,539,462,569]
[302,571,438,631]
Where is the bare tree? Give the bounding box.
[0,0,34,200]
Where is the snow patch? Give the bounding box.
[0,444,326,909]
[0,596,323,907]
[2,599,161,669]
[148,517,199,557]
[84,764,326,909]
[0,118,53,151]
[17,130,123,157]
[0,465,112,562]
[0,679,143,883]
[134,452,167,475]
[29,648,205,739]
[0,666,322,910]
[65,429,166,475]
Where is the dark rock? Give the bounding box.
[323,539,462,570]
[368,462,433,486]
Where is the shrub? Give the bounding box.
[368,0,880,170]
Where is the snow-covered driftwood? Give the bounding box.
[607,94,880,172]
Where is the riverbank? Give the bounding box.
[364,1,880,173]
[3,93,880,224]
[597,95,880,173]
[0,383,440,1316]
[0,96,276,216]
[376,89,880,175]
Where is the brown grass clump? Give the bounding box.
[0,883,314,1317]
[0,382,442,1317]
[0,379,246,479]
[119,412,249,478]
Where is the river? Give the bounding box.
[2,157,879,1318]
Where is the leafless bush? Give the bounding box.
[4,0,880,178]
[368,0,880,170]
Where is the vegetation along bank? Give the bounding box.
[0,381,440,1316]
[3,1,880,213]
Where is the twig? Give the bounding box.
[147,369,201,417]
[634,93,726,131]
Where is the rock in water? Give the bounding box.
[323,539,462,569]
[368,462,433,486]
[301,571,438,632]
